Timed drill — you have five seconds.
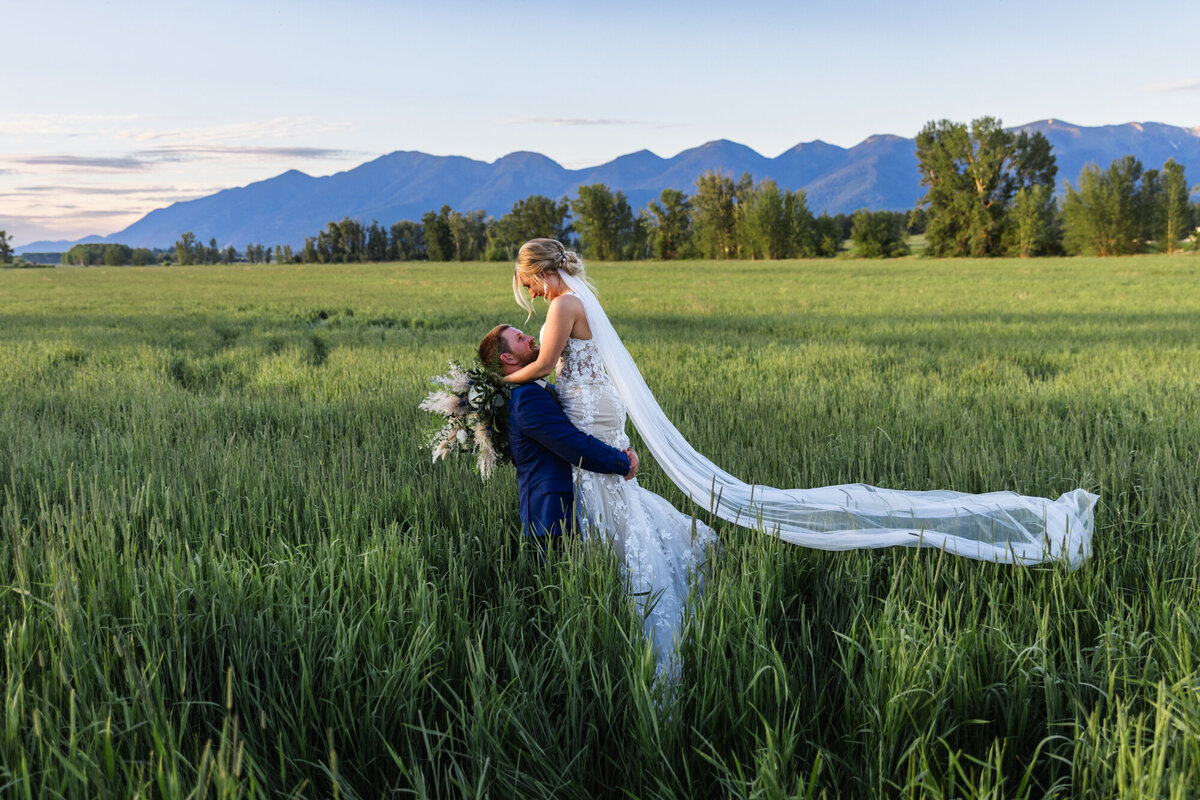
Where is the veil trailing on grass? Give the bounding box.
[559,272,1097,568]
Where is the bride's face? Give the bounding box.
[518,273,542,299]
[519,270,559,300]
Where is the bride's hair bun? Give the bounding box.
[556,247,584,277]
[517,238,584,276]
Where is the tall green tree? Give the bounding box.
[389,220,426,261]
[449,210,488,261]
[692,171,752,259]
[1062,156,1147,256]
[0,230,12,264]
[646,188,692,260]
[366,220,389,262]
[916,117,1056,256]
[571,184,633,261]
[422,206,454,262]
[738,179,787,259]
[736,179,815,259]
[627,212,652,260]
[1163,159,1191,254]
[1136,168,1164,247]
[316,221,346,263]
[1007,184,1059,257]
[339,218,366,262]
[174,232,200,266]
[784,189,819,257]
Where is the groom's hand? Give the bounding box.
[623,448,639,481]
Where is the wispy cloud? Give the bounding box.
[134,145,354,160]
[502,117,640,127]
[14,155,150,170]
[8,145,356,173]
[1137,78,1200,93]
[15,184,217,196]
[18,185,169,195]
[1,209,135,222]
[68,209,137,218]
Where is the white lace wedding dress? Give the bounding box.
[555,332,715,676]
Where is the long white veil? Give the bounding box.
[559,272,1097,568]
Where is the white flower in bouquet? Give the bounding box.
[419,391,466,416]
[433,363,471,394]
[430,427,456,462]
[476,430,498,479]
[474,422,494,456]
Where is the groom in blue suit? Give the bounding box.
[479,324,638,551]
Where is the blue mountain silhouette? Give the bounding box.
[18,120,1200,252]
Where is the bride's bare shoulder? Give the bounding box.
[549,292,584,315]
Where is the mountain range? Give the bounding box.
[18,119,1200,253]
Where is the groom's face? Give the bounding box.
[500,326,539,369]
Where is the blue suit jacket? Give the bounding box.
[507,382,630,539]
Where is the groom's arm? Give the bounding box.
[512,390,630,476]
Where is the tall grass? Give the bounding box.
[2,256,1199,798]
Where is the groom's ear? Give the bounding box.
[498,353,516,366]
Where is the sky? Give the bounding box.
[3,0,1199,247]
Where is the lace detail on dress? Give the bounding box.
[558,336,608,385]
[556,335,715,679]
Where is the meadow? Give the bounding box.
[2,255,1199,799]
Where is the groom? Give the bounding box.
[479,324,638,552]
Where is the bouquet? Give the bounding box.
[421,361,512,480]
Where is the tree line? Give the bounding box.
[163,176,915,267]
[61,243,168,267]
[916,116,1199,257]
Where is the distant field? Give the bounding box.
[3,255,1200,798]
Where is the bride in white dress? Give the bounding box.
[503,240,714,676]
[502,238,1098,674]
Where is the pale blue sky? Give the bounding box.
[3,0,1198,245]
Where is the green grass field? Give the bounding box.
[3,255,1200,798]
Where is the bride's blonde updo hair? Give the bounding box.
[512,238,594,318]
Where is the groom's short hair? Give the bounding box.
[478,324,511,368]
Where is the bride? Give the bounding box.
[502,238,1098,671]
[503,239,715,676]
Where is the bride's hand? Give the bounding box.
[623,448,639,481]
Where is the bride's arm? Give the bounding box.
[503,295,581,384]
